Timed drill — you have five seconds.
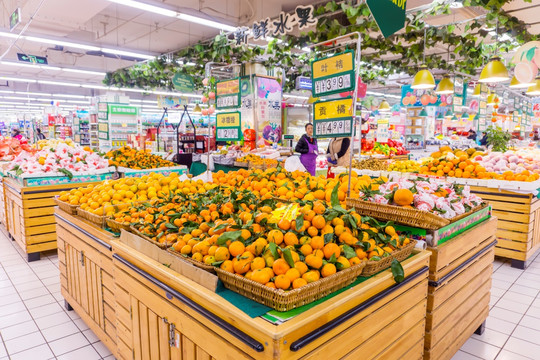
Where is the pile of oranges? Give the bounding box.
[106,146,177,169]
[113,168,411,291]
[236,154,279,168]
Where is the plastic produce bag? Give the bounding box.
[284,156,307,173]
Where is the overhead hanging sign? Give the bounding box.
[295,76,312,90]
[313,97,353,138]
[17,53,48,65]
[108,104,138,116]
[232,5,317,45]
[376,119,389,143]
[366,0,407,38]
[157,95,188,108]
[97,103,108,120]
[10,8,21,31]
[216,78,241,109]
[216,112,241,141]
[311,50,355,97]
[172,73,194,93]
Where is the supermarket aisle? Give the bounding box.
[0,230,115,360]
[454,250,540,360]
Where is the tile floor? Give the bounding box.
[1,227,540,360]
[0,230,115,360]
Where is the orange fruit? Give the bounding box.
[305,254,323,269]
[307,226,318,237]
[180,244,192,255]
[214,247,230,261]
[251,257,266,270]
[338,232,355,246]
[265,282,276,289]
[312,215,326,230]
[292,278,308,289]
[321,263,337,277]
[310,236,324,249]
[284,232,299,246]
[251,269,271,284]
[272,258,291,275]
[349,256,362,265]
[267,229,284,245]
[278,219,291,231]
[275,275,291,290]
[300,244,313,256]
[229,241,245,257]
[233,258,250,274]
[285,268,301,282]
[302,270,320,283]
[294,261,308,275]
[323,243,341,260]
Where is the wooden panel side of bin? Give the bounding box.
[470,186,540,263]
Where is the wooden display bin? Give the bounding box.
[424,217,497,360]
[0,176,7,231]
[112,237,431,360]
[56,209,118,357]
[470,186,540,269]
[4,177,100,261]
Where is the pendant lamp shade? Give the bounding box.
[419,107,428,117]
[437,111,444,119]
[509,75,535,89]
[445,108,454,117]
[193,104,202,113]
[435,75,454,94]
[474,113,480,121]
[411,65,436,89]
[478,57,509,83]
[378,99,391,112]
[451,114,459,121]
[487,93,499,105]
[526,76,540,96]
[471,83,482,97]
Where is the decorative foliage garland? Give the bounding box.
[104,0,536,93]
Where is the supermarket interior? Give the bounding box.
[2,0,540,359]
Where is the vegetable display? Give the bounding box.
[361,139,408,156]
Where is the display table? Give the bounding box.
[470,186,540,269]
[56,208,431,360]
[424,217,497,360]
[4,177,103,261]
[190,162,240,176]
[0,176,7,231]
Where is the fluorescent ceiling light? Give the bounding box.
[284,94,309,99]
[101,48,154,59]
[38,80,81,87]
[177,14,236,31]
[0,76,36,83]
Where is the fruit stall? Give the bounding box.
[105,146,188,177]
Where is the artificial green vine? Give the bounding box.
[104,0,536,93]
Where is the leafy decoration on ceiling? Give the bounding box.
[103,0,536,93]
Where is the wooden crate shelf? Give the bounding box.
[4,178,99,261]
[424,217,497,360]
[0,176,7,232]
[470,186,540,269]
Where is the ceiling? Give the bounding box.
[0,0,538,114]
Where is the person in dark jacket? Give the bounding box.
[467,130,477,140]
[36,128,46,140]
[480,132,488,146]
[295,123,318,176]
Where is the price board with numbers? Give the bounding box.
[311,50,355,97]
[216,112,241,141]
[313,98,353,138]
[216,78,241,109]
[98,121,109,140]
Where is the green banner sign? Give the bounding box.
[313,98,354,138]
[216,78,241,109]
[172,73,194,93]
[108,104,138,116]
[311,50,355,97]
[366,0,407,38]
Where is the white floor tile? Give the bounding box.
[512,325,540,345]
[495,349,533,360]
[495,298,531,314]
[34,311,72,330]
[510,284,540,298]
[41,321,80,342]
[0,301,27,318]
[519,315,540,332]
[0,280,12,289]
[56,345,101,360]
[92,340,112,357]
[82,329,99,344]
[490,295,500,308]
[49,332,90,356]
[490,287,507,298]
[485,316,518,335]
[41,276,60,287]
[13,280,44,292]
[492,272,520,283]
[514,278,540,289]
[9,344,54,360]
[0,286,17,296]
[460,337,501,359]
[503,337,540,359]
[9,273,40,285]
[38,270,59,280]
[471,328,510,348]
[0,293,21,307]
[0,320,39,341]
[451,350,483,359]
[525,306,540,319]
[0,311,32,330]
[492,279,514,291]
[72,318,89,331]
[19,287,50,301]
[46,283,61,294]
[500,291,535,306]
[24,294,57,309]
[4,330,46,355]
[489,307,524,324]
[52,291,65,302]
[29,302,64,319]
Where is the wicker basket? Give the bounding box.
[53,196,78,215]
[76,207,104,227]
[361,240,417,276]
[215,261,366,311]
[234,161,249,168]
[346,198,450,230]
[129,225,168,249]
[105,218,131,233]
[167,248,216,273]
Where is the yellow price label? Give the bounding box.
[312,52,354,79]
[314,98,353,120]
[216,112,240,128]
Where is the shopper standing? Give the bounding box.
[327,137,351,167]
[36,128,46,140]
[295,123,318,176]
[11,128,23,140]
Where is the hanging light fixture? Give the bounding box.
[478,19,509,83]
[470,83,482,97]
[435,74,454,94]
[509,75,535,89]
[419,107,428,117]
[378,99,391,112]
[445,108,454,117]
[487,92,499,105]
[411,28,436,90]
[451,114,459,121]
[437,111,445,120]
[526,76,540,96]
[193,104,202,113]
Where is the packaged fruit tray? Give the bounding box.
[361,240,416,276]
[167,248,216,274]
[8,170,115,187]
[53,196,78,215]
[215,262,366,312]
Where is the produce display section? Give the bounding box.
[5,177,103,261]
[424,217,497,360]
